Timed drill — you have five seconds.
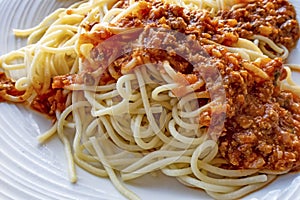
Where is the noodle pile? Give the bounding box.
[0,0,299,200]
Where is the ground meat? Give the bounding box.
[0,72,66,116]
[79,0,300,172]
[219,0,300,50]
[0,72,25,101]
[216,53,300,171]
[31,89,67,117]
[52,72,96,88]
[111,0,299,52]
[115,1,240,47]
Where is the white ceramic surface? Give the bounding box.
[0,0,300,200]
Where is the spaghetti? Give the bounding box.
[0,0,300,200]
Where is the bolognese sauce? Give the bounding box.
[33,0,300,172]
[219,0,300,50]
[0,72,25,101]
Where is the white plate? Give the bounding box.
[0,0,300,200]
